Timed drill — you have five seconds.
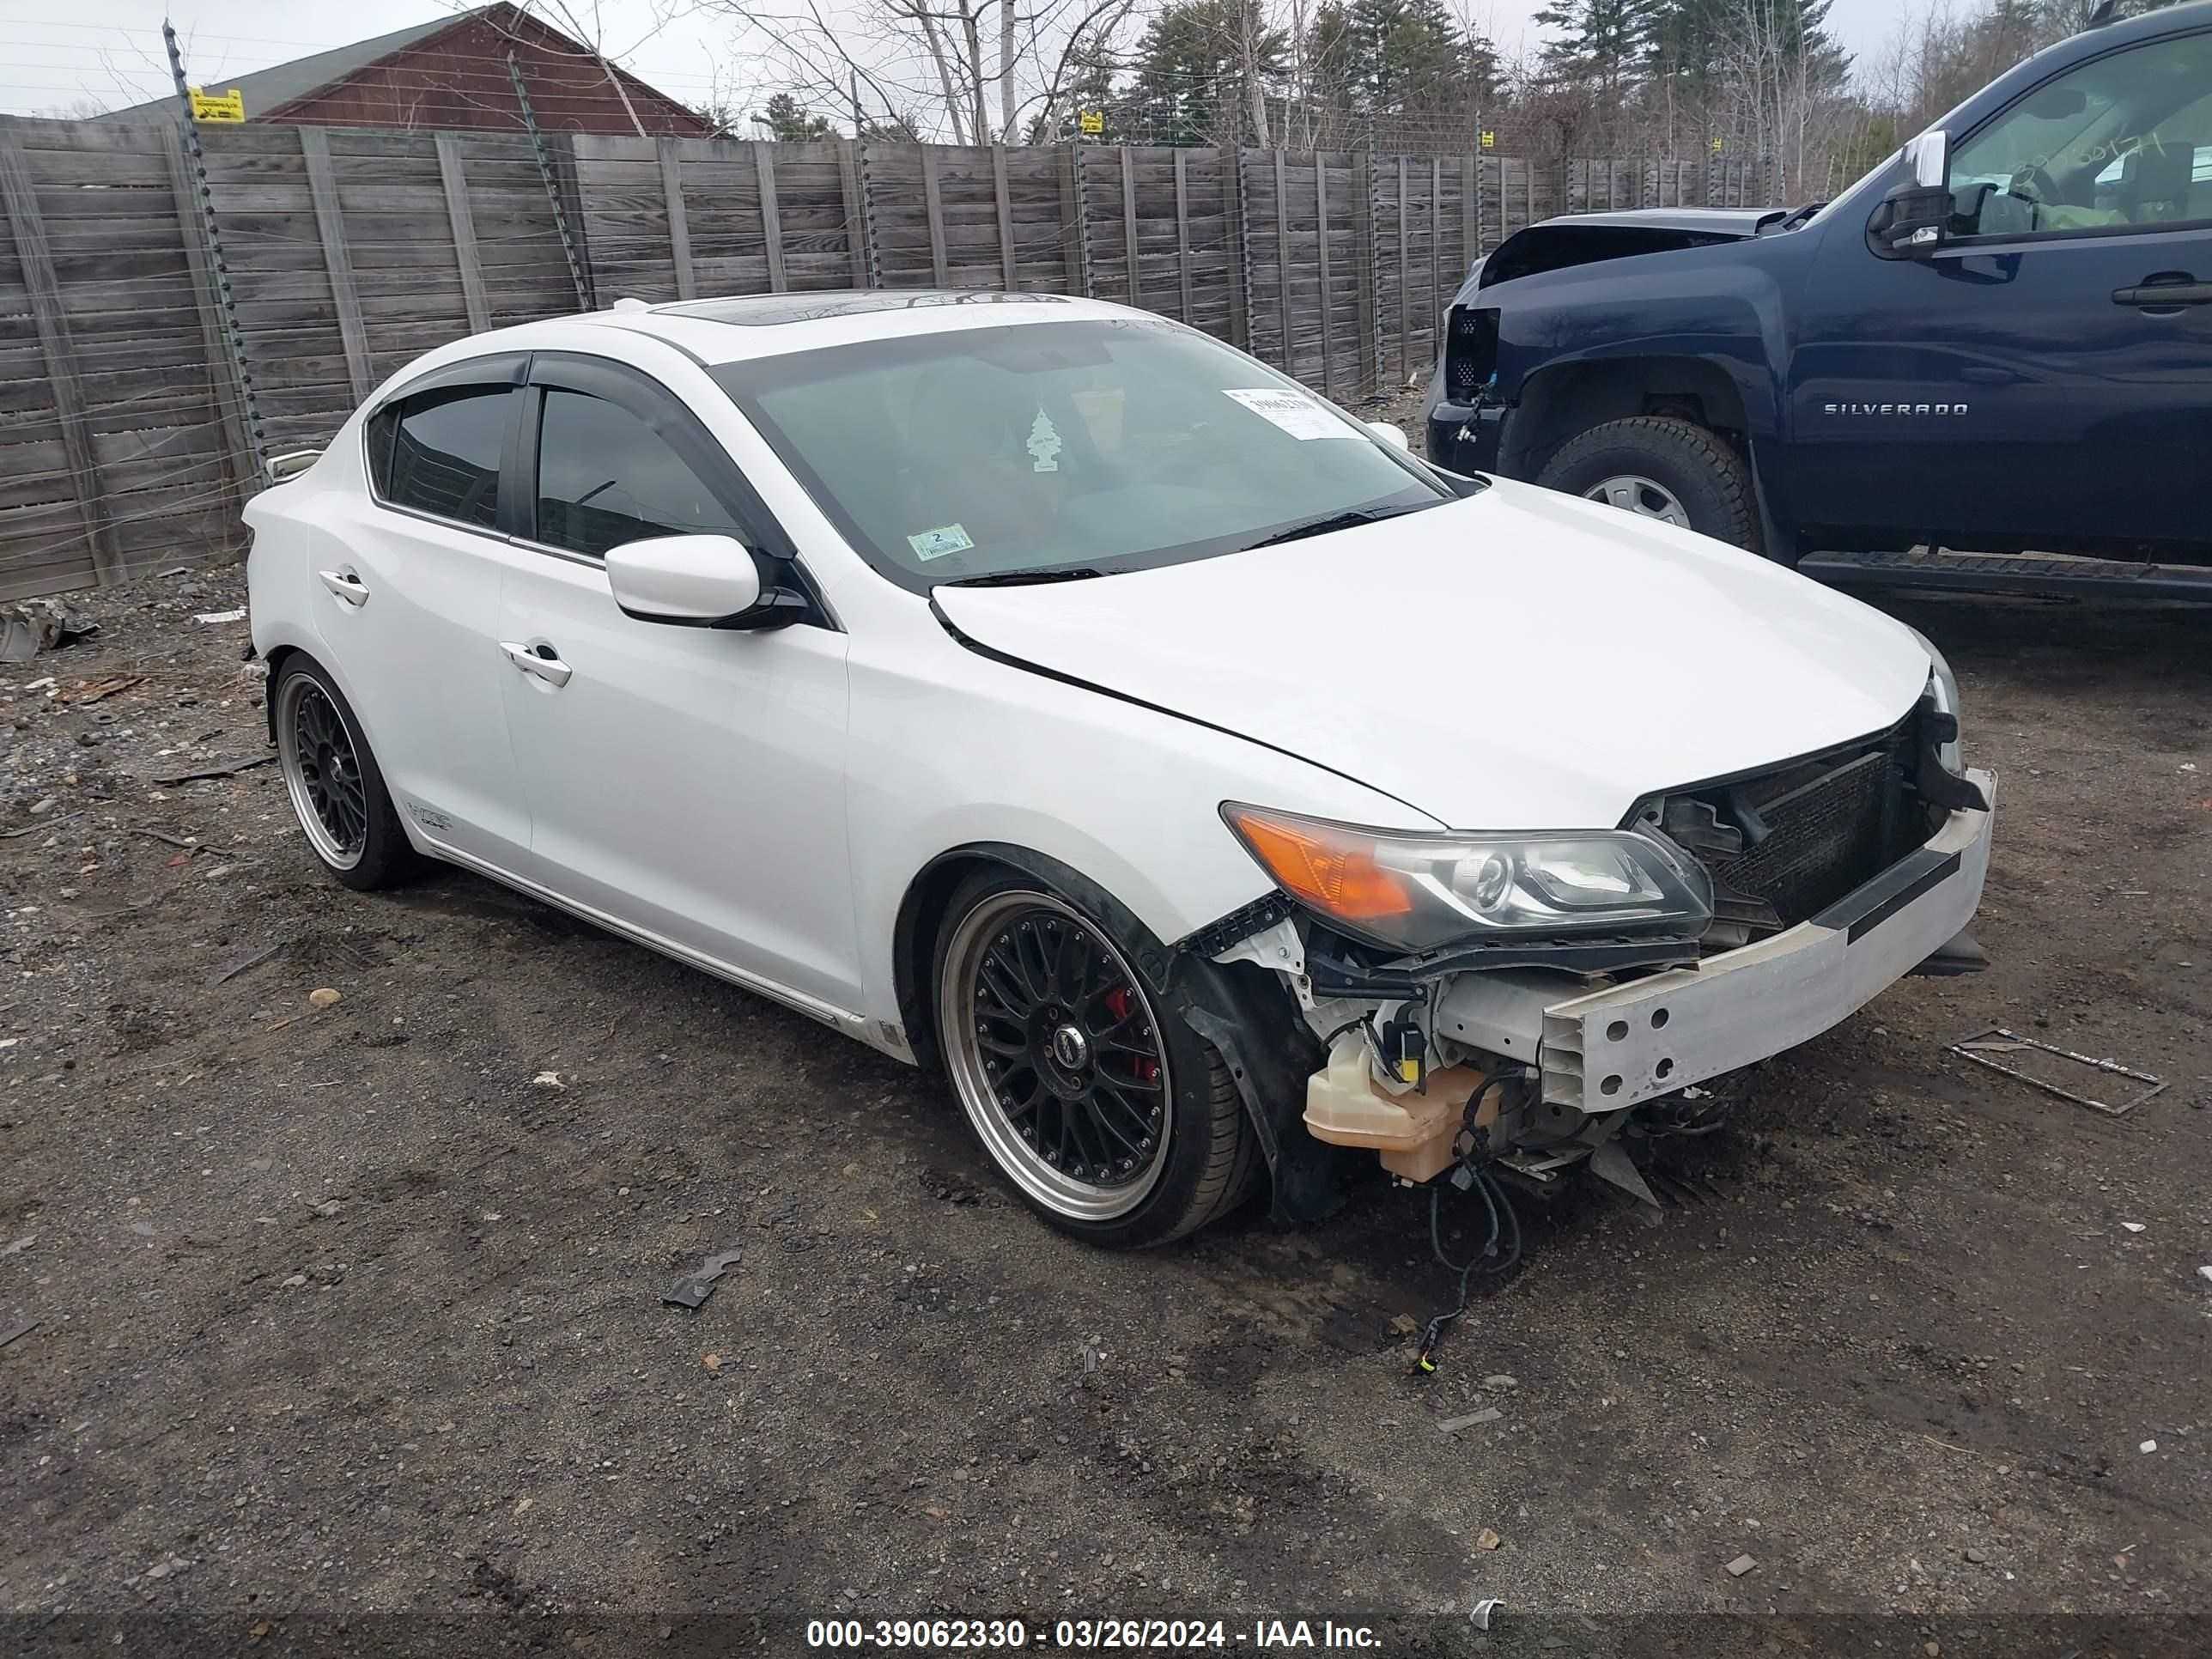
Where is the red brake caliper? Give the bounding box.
[1103,987,1158,1084]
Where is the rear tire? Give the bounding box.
[272,656,423,892]
[932,866,1249,1249]
[1535,416,1760,553]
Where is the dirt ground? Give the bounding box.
[3,520,2209,1656]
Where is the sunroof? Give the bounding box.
[658,291,1074,326]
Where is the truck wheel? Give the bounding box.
[1535,416,1759,552]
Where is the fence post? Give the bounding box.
[1273,151,1292,373]
[1224,148,1249,349]
[655,137,696,301]
[992,144,1017,291]
[1428,155,1442,353]
[164,135,254,514]
[437,133,493,328]
[1061,147,1091,296]
[1352,150,1377,399]
[921,146,950,287]
[298,127,373,404]
[506,53,592,311]
[1119,146,1141,310]
[1171,149,1193,324]
[0,128,122,586]
[754,144,787,293]
[1462,153,1477,274]
[839,139,871,287]
[1314,155,1334,395]
[1395,155,1411,387]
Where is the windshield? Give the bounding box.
[712,319,1455,591]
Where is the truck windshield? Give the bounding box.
[712,319,1453,591]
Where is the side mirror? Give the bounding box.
[1365,420,1411,451]
[605,533,770,627]
[1872,133,1953,256]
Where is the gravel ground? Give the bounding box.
[3,521,2209,1656]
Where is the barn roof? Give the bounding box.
[96,4,676,127]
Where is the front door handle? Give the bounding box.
[2113,274,2212,307]
[499,640,574,689]
[317,568,369,606]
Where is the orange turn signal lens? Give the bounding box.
[1222,805,1414,922]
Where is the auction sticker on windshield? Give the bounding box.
[1222,387,1357,441]
[908,523,976,561]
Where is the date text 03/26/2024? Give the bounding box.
[804,1619,1382,1650]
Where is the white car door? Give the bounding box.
[493,353,861,1015]
[325,359,532,868]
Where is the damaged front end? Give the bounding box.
[1185,692,1996,1215]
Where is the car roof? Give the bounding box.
[490,289,1144,369]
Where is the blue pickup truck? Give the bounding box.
[1425,0,2212,598]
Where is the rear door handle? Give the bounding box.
[317,568,369,606]
[2113,276,2212,307]
[499,640,573,689]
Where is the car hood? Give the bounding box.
[932,478,1933,830]
[1449,207,1778,307]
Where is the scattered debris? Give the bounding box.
[1083,1344,1101,1374]
[0,598,97,662]
[211,941,288,986]
[1440,1407,1503,1433]
[662,1247,743,1310]
[1482,1373,1519,1389]
[1,1235,33,1256]
[194,608,248,625]
[917,1166,985,1205]
[1965,1547,1989,1564]
[702,1352,724,1372]
[1474,1527,1502,1551]
[2139,1439,2157,1454]
[1948,1026,2167,1117]
[2198,1266,2212,1285]
[2121,1221,2147,1234]
[531,1070,564,1089]
[307,988,343,1009]
[58,673,143,705]
[281,1273,307,1289]
[1468,1598,1503,1632]
[131,827,200,851]
[0,1318,36,1351]
[1389,1313,1419,1336]
[1724,1554,1758,1577]
[149,755,275,787]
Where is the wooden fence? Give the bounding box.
[0,113,1771,602]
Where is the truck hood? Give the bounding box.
[933,477,1933,831]
[1451,207,1781,306]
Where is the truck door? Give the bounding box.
[1785,26,2212,557]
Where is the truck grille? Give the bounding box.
[1640,715,1929,943]
[1444,307,1498,399]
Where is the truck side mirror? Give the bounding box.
[1870,131,1951,256]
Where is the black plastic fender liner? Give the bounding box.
[1176,959,1357,1225]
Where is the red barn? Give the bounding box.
[102,3,713,136]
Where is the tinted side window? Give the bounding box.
[1950,31,2212,235]
[369,386,510,528]
[534,389,740,557]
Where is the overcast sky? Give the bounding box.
[0,0,1919,123]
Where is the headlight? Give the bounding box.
[1220,803,1714,956]
[1907,627,1965,775]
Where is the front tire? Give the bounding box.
[932,868,1249,1249]
[272,657,422,891]
[1534,415,1760,552]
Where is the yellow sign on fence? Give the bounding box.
[1480,130,1495,149]
[191,86,245,123]
[1078,109,1103,136]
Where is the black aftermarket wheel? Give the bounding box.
[932,867,1252,1248]
[272,657,422,891]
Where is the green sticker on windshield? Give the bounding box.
[908,523,975,562]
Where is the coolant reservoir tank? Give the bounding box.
[1303,1038,1475,1183]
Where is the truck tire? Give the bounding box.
[1535,416,1760,553]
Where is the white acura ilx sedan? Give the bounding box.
[245,290,1995,1249]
